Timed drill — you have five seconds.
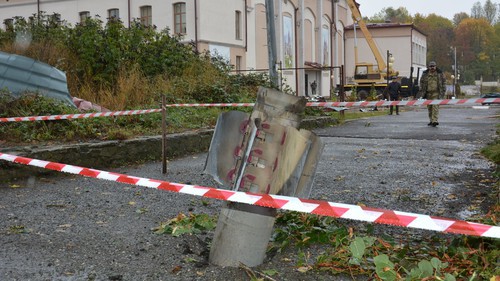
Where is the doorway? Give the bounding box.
[305,74,309,97]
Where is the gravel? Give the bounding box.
[0,105,498,281]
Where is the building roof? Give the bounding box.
[345,22,427,36]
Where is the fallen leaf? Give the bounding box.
[468,205,479,211]
[348,227,354,238]
[446,194,457,200]
[297,266,312,273]
[171,265,182,274]
[262,269,278,276]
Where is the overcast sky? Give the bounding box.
[355,0,481,20]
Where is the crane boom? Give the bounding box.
[346,0,387,72]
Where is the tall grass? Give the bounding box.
[73,64,166,110]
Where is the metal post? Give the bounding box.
[386,50,391,101]
[329,66,333,101]
[339,65,345,120]
[265,0,279,88]
[161,94,167,174]
[453,47,457,97]
[279,61,283,91]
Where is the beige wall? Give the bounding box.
[304,18,314,62]
[197,0,246,47]
[253,3,268,71]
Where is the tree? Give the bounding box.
[487,22,500,80]
[454,18,495,82]
[483,0,498,24]
[369,7,412,23]
[412,13,426,26]
[414,14,455,72]
[453,12,470,26]
[471,1,483,18]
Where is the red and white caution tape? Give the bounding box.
[0,109,162,123]
[165,102,255,108]
[306,97,500,108]
[1,98,498,123]
[1,152,498,239]
[163,98,500,108]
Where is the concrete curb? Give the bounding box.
[0,116,338,181]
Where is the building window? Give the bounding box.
[235,56,242,73]
[322,25,330,66]
[79,11,90,24]
[235,10,242,40]
[4,18,13,31]
[174,3,186,34]
[108,9,120,21]
[283,14,294,68]
[50,13,61,26]
[140,6,152,27]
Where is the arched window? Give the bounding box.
[322,25,330,66]
[283,14,294,68]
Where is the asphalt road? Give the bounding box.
[0,104,498,280]
[312,105,498,218]
[316,104,497,141]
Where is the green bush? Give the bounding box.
[0,13,267,111]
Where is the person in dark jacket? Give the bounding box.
[385,76,401,115]
[418,61,446,127]
[310,80,317,96]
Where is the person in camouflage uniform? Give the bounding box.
[418,61,446,127]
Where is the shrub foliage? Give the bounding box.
[0,13,273,110]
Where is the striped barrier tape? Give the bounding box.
[1,152,498,239]
[0,109,162,123]
[1,98,498,123]
[307,97,500,108]
[165,102,255,108]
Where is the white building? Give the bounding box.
[0,1,425,98]
[344,22,427,83]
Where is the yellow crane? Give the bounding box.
[344,0,399,100]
